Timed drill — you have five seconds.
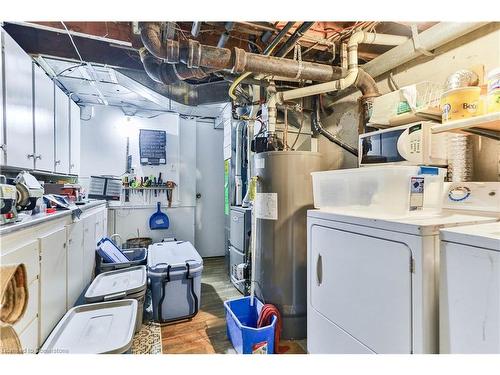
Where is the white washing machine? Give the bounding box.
[440,221,500,353]
[307,182,500,354]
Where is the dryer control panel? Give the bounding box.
[443,182,500,213]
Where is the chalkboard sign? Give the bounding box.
[139,129,166,165]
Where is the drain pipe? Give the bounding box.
[139,22,347,82]
[275,30,404,102]
[312,96,358,157]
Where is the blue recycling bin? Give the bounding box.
[224,296,277,354]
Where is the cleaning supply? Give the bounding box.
[257,304,289,354]
[149,202,170,230]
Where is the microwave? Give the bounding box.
[359,121,448,167]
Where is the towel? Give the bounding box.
[0,264,28,325]
[0,323,22,354]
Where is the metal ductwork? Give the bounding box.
[116,67,230,106]
[140,48,213,83]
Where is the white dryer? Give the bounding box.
[440,221,500,353]
[307,210,497,354]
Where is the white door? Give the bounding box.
[69,100,80,175]
[310,224,413,354]
[82,214,97,286]
[39,227,67,345]
[54,86,69,173]
[195,121,225,257]
[66,221,84,308]
[3,29,34,169]
[33,63,55,171]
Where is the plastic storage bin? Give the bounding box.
[40,299,137,354]
[224,296,277,354]
[84,266,147,332]
[96,247,148,275]
[147,241,203,323]
[311,165,446,217]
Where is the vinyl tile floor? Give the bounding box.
[159,257,307,354]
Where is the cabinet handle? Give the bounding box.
[27,153,35,159]
[35,154,42,160]
[316,253,323,286]
[55,160,61,165]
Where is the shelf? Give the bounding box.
[431,112,500,134]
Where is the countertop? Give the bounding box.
[0,200,107,236]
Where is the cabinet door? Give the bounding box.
[69,100,80,175]
[33,63,55,171]
[18,318,39,354]
[54,86,69,173]
[39,227,67,345]
[82,215,97,287]
[95,210,105,243]
[66,221,84,308]
[1,240,40,345]
[2,29,34,168]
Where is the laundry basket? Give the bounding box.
[224,296,277,354]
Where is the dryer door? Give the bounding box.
[310,224,413,353]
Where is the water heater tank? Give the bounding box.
[254,151,322,340]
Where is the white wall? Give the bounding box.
[319,23,500,181]
[79,106,202,245]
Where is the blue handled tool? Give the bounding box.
[149,202,170,230]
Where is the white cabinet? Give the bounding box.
[66,220,84,308]
[69,100,80,175]
[2,28,34,169]
[18,318,39,354]
[1,240,40,353]
[95,210,106,243]
[54,86,70,173]
[39,227,67,346]
[82,215,97,287]
[33,63,55,171]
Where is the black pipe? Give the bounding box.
[312,96,358,157]
[263,22,295,55]
[274,22,315,57]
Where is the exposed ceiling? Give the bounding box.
[1,21,436,117]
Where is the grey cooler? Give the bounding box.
[147,241,203,323]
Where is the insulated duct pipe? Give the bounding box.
[312,96,358,157]
[362,22,488,79]
[140,48,212,83]
[139,22,347,82]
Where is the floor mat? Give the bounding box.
[131,321,162,354]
